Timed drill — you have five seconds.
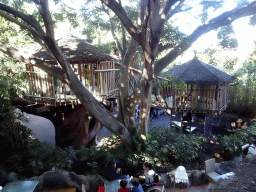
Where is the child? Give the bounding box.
[97,180,105,192]
[118,179,130,192]
[142,162,155,191]
[130,178,143,192]
[154,174,160,186]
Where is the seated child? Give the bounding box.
[118,179,130,192]
[130,178,143,192]
[97,180,105,192]
[154,174,160,186]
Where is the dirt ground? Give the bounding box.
[207,157,256,192]
[163,157,256,192]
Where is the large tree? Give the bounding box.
[0,0,256,146]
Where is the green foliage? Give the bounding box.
[3,123,256,177]
[223,57,238,73]
[96,127,203,170]
[152,80,160,100]
[250,15,256,26]
[228,43,256,117]
[24,141,76,175]
[161,74,187,99]
[146,127,203,165]
[217,25,238,49]
[160,23,186,46]
[216,124,256,160]
[0,62,32,174]
[162,75,187,91]
[200,1,223,23]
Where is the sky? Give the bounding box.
[172,1,256,68]
[53,0,256,71]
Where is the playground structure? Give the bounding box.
[20,36,126,147]
[26,35,120,106]
[160,57,235,136]
[161,57,234,114]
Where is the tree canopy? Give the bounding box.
[0,0,256,146]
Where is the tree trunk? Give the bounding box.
[138,76,153,136]
[118,38,139,130]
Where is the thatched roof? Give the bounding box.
[161,58,234,85]
[33,35,115,64]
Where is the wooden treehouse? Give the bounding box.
[22,35,121,148]
[161,57,235,137]
[27,35,120,105]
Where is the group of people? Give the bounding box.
[99,161,159,192]
[118,178,143,192]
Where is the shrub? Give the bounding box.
[146,127,203,166]
[217,123,256,160]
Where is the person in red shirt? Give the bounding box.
[118,179,130,192]
[97,181,105,192]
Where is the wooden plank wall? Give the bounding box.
[25,61,118,105]
[165,83,223,112]
[25,64,55,105]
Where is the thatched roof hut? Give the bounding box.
[162,58,234,85]
[161,58,235,113]
[33,35,115,64]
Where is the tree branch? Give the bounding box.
[0,10,43,39]
[158,43,175,53]
[149,0,175,55]
[101,3,124,58]
[0,41,68,83]
[0,3,45,35]
[155,1,256,75]
[33,0,55,40]
[118,0,127,55]
[167,0,186,20]
[101,0,144,45]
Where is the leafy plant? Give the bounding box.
[217,123,256,160]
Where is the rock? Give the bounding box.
[215,161,237,175]
[78,174,104,192]
[32,170,104,192]
[190,170,205,186]
[19,176,28,181]
[160,173,172,188]
[28,176,40,181]
[67,172,82,190]
[0,169,7,186]
[243,155,256,163]
[42,171,69,190]
[6,172,19,183]
[233,156,242,164]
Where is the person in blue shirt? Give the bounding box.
[130,178,143,192]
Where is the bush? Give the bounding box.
[217,123,256,160]
[0,64,33,174]
[96,127,204,172]
[146,127,203,166]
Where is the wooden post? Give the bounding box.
[206,85,210,110]
[195,84,199,108]
[92,64,95,92]
[204,114,213,138]
[78,64,82,82]
[186,85,189,108]
[25,64,32,96]
[209,85,213,110]
[181,111,184,133]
